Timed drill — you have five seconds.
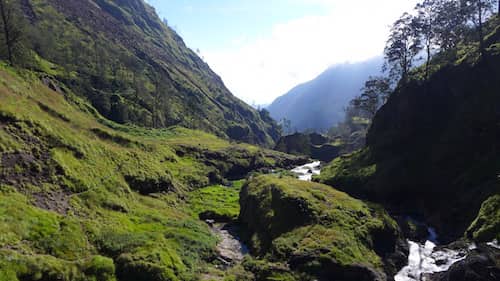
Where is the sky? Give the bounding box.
[145,0,420,105]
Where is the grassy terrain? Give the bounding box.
[0,65,303,281]
[238,175,402,280]
[187,180,244,221]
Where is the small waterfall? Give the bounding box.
[291,161,321,181]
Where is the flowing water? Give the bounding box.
[209,162,495,279]
[291,161,321,181]
[394,240,468,281]
[291,162,488,281]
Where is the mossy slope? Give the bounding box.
[0,65,304,281]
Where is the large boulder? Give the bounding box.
[238,175,407,281]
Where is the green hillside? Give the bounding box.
[0,65,303,281]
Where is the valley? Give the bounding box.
[0,0,499,281]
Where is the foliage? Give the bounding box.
[384,13,421,84]
[0,0,27,66]
[350,76,392,120]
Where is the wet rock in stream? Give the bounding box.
[210,223,249,268]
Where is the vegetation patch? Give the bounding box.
[466,195,500,242]
[187,180,244,222]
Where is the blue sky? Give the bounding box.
[146,0,420,105]
[146,0,329,51]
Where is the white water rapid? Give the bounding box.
[291,161,321,181]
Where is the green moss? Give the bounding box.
[0,250,117,281]
[0,66,302,280]
[466,195,500,242]
[187,180,244,221]
[315,149,376,193]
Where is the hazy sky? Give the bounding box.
[146,0,420,105]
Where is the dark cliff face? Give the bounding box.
[366,54,500,241]
[24,0,279,147]
[319,50,500,242]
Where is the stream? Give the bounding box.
[208,161,322,269]
[209,161,493,279]
[291,161,321,181]
[394,239,469,281]
[210,223,248,267]
[291,161,497,281]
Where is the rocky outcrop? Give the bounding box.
[427,245,500,281]
[238,175,407,281]
[174,144,308,184]
[274,132,340,162]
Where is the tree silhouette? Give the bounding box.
[462,0,496,57]
[434,0,467,51]
[351,77,392,120]
[384,13,421,84]
[415,0,441,80]
[0,0,23,65]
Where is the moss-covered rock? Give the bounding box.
[466,195,500,242]
[238,175,407,281]
[274,132,340,162]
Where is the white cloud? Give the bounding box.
[204,0,420,105]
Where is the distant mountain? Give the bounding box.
[267,57,383,132]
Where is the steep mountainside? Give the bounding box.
[20,0,280,146]
[267,57,382,132]
[317,26,500,243]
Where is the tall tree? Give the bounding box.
[384,13,421,84]
[351,76,392,120]
[415,0,441,80]
[462,0,496,57]
[434,0,468,51]
[0,0,23,65]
